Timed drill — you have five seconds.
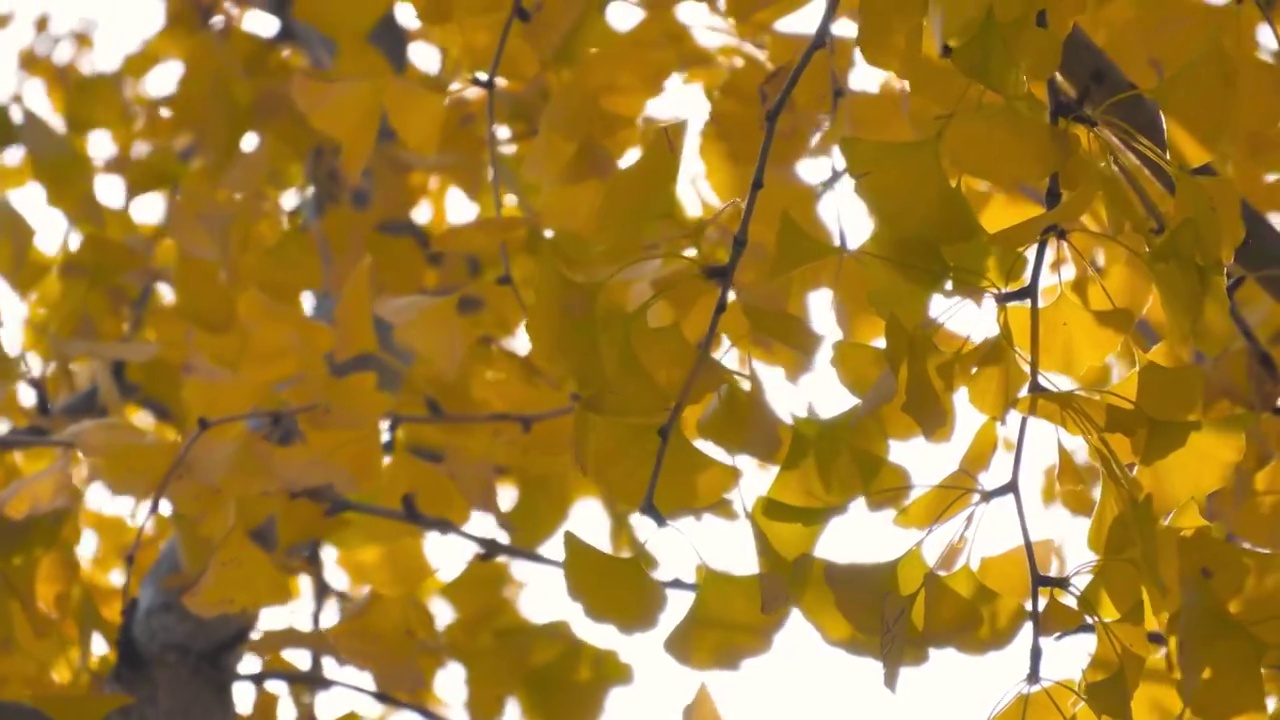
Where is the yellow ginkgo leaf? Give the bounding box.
[992,682,1087,720]
[1174,530,1268,718]
[577,412,739,518]
[1134,358,1205,422]
[28,692,133,720]
[292,0,394,41]
[336,533,431,597]
[894,470,979,530]
[831,340,894,400]
[959,418,998,477]
[885,317,955,441]
[291,74,384,179]
[58,419,180,499]
[823,548,930,689]
[0,454,77,520]
[1004,290,1133,380]
[1042,440,1098,517]
[1040,593,1086,636]
[1149,219,1235,358]
[383,77,448,156]
[333,254,378,364]
[913,569,984,647]
[942,100,1068,187]
[682,684,724,720]
[665,569,787,670]
[856,0,926,74]
[327,591,444,697]
[182,529,294,617]
[840,135,985,247]
[519,622,634,720]
[976,539,1056,603]
[696,374,791,464]
[766,410,907,510]
[962,336,1028,418]
[562,532,666,633]
[1138,418,1247,518]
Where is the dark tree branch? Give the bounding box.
[989,77,1072,686]
[389,402,575,433]
[239,670,449,720]
[1058,25,1280,302]
[306,490,698,593]
[482,0,530,313]
[639,0,841,525]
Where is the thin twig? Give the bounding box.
[120,404,322,613]
[483,0,530,314]
[310,490,698,593]
[389,403,574,432]
[639,0,841,525]
[990,231,1052,685]
[0,434,74,451]
[240,670,449,720]
[1258,0,1280,57]
[301,545,330,718]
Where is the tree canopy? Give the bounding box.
[2,0,1280,718]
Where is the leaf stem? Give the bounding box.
[639,0,841,525]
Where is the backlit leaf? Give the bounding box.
[58,419,180,499]
[182,529,294,617]
[1004,290,1133,380]
[696,374,790,464]
[665,569,786,670]
[894,470,979,530]
[682,684,723,720]
[563,532,665,634]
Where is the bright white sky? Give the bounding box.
[0,0,1130,718]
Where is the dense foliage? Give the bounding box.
[2,0,1280,718]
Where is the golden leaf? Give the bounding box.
[562,532,665,633]
[665,569,786,670]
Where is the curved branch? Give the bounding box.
[639,0,841,525]
[308,490,698,593]
[239,670,448,720]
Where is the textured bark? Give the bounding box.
[1057,25,1280,301]
[101,540,256,720]
[1,540,253,720]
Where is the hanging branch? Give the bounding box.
[480,0,531,313]
[307,490,698,593]
[240,670,449,720]
[638,0,841,525]
[990,229,1053,683]
[987,75,1073,685]
[120,404,322,613]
